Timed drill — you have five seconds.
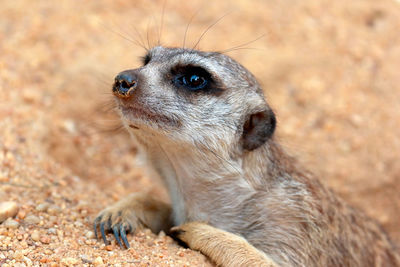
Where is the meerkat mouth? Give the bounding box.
[119,105,180,129]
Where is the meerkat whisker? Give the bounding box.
[182,9,200,49]
[219,34,266,54]
[125,24,149,52]
[146,20,153,51]
[157,0,167,46]
[192,11,232,50]
[101,22,146,51]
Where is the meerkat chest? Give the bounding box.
[148,153,187,225]
[162,167,186,225]
[169,163,255,230]
[147,145,254,228]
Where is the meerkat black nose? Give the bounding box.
[113,70,138,98]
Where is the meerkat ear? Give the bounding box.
[242,109,276,151]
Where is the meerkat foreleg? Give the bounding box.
[93,192,172,248]
[171,222,280,267]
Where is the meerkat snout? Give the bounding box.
[113,70,139,99]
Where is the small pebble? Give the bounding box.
[80,254,92,264]
[36,203,49,212]
[47,205,61,215]
[23,256,33,265]
[0,174,9,182]
[20,241,28,248]
[61,257,79,265]
[0,201,19,223]
[93,256,104,265]
[57,229,64,239]
[85,231,95,239]
[62,119,77,134]
[24,215,40,224]
[40,235,51,244]
[22,89,41,103]
[47,228,57,235]
[17,210,26,219]
[13,250,24,260]
[74,221,83,227]
[2,218,19,229]
[31,230,40,242]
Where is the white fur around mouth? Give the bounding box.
[119,105,180,128]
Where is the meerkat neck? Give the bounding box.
[158,141,243,184]
[242,141,297,189]
[155,140,295,197]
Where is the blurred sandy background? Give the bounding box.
[1,0,400,265]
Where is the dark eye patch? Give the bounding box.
[171,64,223,95]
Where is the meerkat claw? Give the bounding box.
[120,224,130,248]
[112,226,123,247]
[93,214,131,248]
[111,223,131,248]
[93,214,110,245]
[93,217,100,240]
[100,221,109,245]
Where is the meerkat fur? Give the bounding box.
[94,46,400,267]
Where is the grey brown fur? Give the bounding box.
[94,46,400,266]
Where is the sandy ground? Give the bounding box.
[1,0,400,266]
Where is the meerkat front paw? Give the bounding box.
[93,193,172,249]
[93,198,141,248]
[170,221,208,249]
[171,222,280,267]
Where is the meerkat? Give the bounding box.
[93,46,400,266]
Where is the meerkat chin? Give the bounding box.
[94,46,400,267]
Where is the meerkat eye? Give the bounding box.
[172,66,211,91]
[182,74,207,90]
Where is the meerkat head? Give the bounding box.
[113,46,276,154]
